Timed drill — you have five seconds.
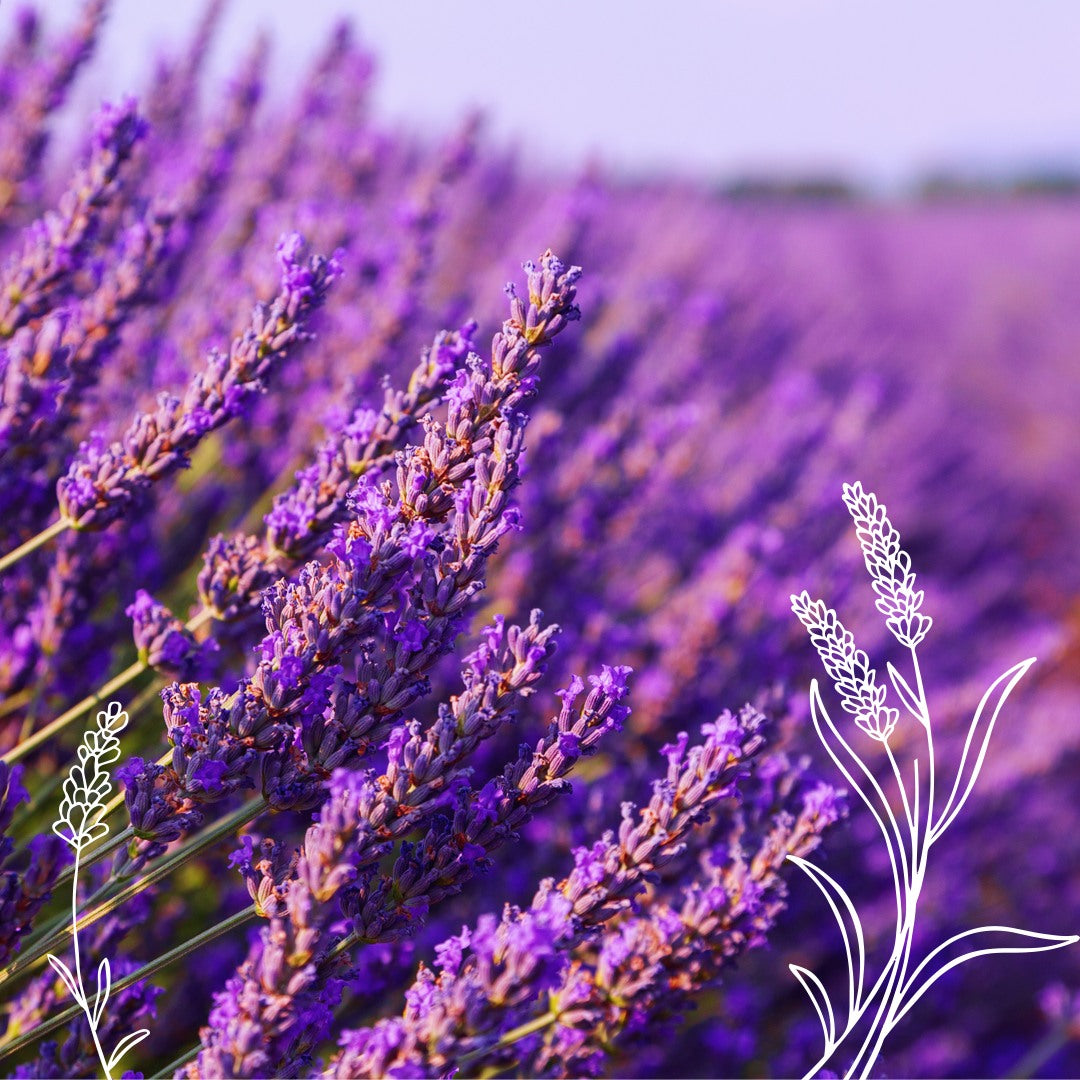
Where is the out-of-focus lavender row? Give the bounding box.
[0,3,1077,1078]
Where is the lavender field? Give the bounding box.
[0,4,1078,1078]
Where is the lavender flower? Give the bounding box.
[192,617,586,1078]
[0,762,27,866]
[322,709,765,1078]
[0,0,108,220]
[127,590,216,680]
[0,96,146,337]
[56,234,340,529]
[0,835,70,968]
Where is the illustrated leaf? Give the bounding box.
[886,661,925,724]
[87,777,111,801]
[931,658,1036,843]
[788,855,866,1014]
[92,957,112,1027]
[79,820,110,849]
[98,702,129,735]
[50,822,78,849]
[107,1028,151,1073]
[97,745,122,766]
[790,963,836,1047]
[47,954,83,1006]
[808,681,909,895]
[893,925,1079,1029]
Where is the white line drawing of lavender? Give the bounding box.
[47,700,150,1080]
[789,481,1078,1079]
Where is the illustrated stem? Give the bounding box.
[911,648,936,854]
[0,905,256,1064]
[840,652,932,1079]
[846,876,922,1080]
[885,743,913,833]
[1,797,265,990]
[64,842,115,1080]
[52,826,134,895]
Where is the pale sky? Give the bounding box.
[8,0,1080,189]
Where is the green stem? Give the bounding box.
[0,797,266,990]
[0,518,68,575]
[455,1009,559,1072]
[0,687,33,719]
[2,661,147,766]
[1006,1021,1070,1079]
[0,905,257,1064]
[3,607,213,768]
[151,1042,199,1079]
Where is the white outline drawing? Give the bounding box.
[47,700,150,1080]
[789,481,1078,1079]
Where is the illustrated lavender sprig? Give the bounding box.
[788,483,1077,1079]
[841,481,933,651]
[45,701,150,1080]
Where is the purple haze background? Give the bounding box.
[18,0,1080,188]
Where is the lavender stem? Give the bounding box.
[0,516,67,575]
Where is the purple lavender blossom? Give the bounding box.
[194,641,629,1079]
[0,834,70,967]
[127,590,216,680]
[56,234,340,529]
[0,96,146,337]
[322,710,766,1078]
[0,0,108,220]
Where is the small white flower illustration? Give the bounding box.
[48,701,150,1080]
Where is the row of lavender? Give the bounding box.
[0,2,1078,1077]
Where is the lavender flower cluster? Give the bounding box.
[0,4,1077,1078]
